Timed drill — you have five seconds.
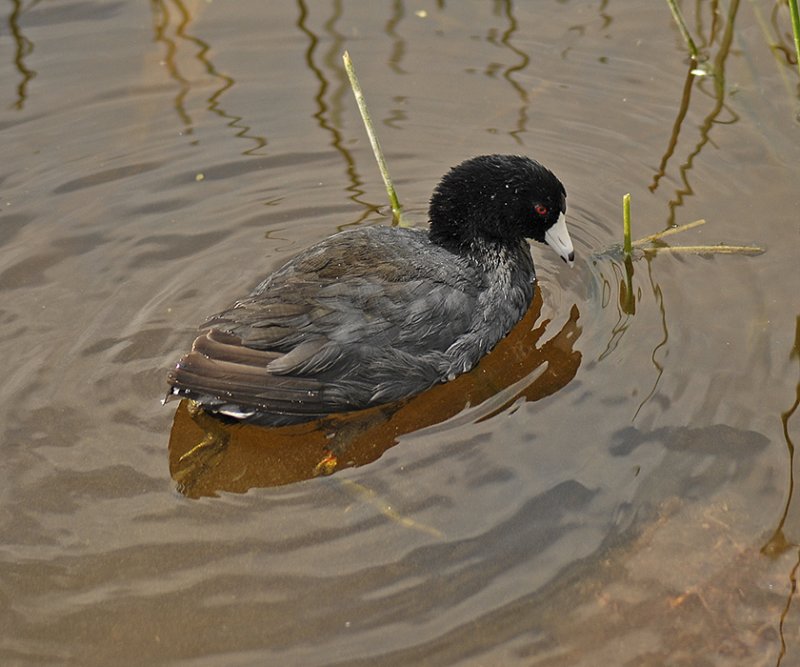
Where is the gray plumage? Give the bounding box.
[167,154,571,425]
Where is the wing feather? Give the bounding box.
[168,226,494,423]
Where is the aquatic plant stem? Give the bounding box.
[644,244,764,255]
[789,0,800,77]
[631,218,764,255]
[632,218,706,246]
[665,0,700,60]
[342,51,405,224]
[623,193,632,257]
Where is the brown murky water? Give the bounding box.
[1,1,799,665]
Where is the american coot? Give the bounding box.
[167,154,573,426]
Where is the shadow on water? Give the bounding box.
[584,222,798,660]
[168,291,582,497]
[229,423,771,667]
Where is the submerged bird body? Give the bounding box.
[167,155,573,425]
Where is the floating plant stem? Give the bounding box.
[623,193,632,257]
[665,0,700,61]
[643,244,764,256]
[790,0,800,77]
[632,218,707,246]
[632,217,764,255]
[617,197,764,256]
[342,51,405,225]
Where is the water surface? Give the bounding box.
[1,1,799,665]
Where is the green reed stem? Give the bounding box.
[789,0,800,77]
[342,51,404,224]
[665,0,700,60]
[623,193,632,257]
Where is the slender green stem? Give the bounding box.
[789,0,800,78]
[342,51,404,224]
[623,193,632,257]
[665,0,700,60]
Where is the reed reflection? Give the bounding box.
[759,316,800,666]
[296,0,375,226]
[632,258,669,420]
[168,291,582,498]
[483,0,531,143]
[649,0,741,227]
[597,254,638,362]
[385,0,409,75]
[762,320,800,554]
[769,1,800,70]
[603,0,744,419]
[597,0,611,29]
[150,0,267,154]
[7,0,37,110]
[594,249,671,426]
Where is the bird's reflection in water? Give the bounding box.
[168,291,582,497]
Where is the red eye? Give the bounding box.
[534,204,548,216]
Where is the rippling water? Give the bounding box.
[2,1,799,665]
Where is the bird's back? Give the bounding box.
[168,226,535,424]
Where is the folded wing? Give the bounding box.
[167,227,483,424]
